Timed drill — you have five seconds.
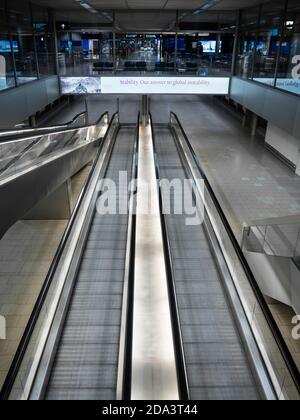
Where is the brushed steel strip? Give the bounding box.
[131,121,179,400]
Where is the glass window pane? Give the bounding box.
[240,7,260,30]
[8,0,38,85]
[0,0,16,90]
[32,5,55,77]
[235,32,256,79]
[252,30,280,86]
[115,33,176,74]
[259,0,284,30]
[276,0,300,95]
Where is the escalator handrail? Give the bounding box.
[0,109,108,144]
[169,111,300,396]
[149,113,190,400]
[120,112,140,400]
[0,111,87,141]
[0,111,109,181]
[0,111,118,400]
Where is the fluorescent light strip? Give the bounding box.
[78,1,99,14]
[193,0,222,15]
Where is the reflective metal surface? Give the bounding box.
[131,122,179,400]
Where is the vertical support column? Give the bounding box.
[113,32,117,73]
[216,33,221,58]
[274,0,289,88]
[142,95,149,126]
[29,115,37,128]
[5,0,18,87]
[30,2,40,80]
[231,10,241,76]
[250,5,263,80]
[84,98,88,125]
[251,114,258,137]
[49,9,59,77]
[117,97,120,115]
[113,11,117,73]
[174,10,179,73]
[243,108,258,137]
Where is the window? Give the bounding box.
[0,0,16,90]
[32,4,56,77]
[252,1,284,85]
[8,0,38,85]
[236,32,256,79]
[276,0,300,95]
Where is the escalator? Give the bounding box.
[153,125,262,400]
[44,126,136,400]
[0,112,138,401]
[150,113,300,401]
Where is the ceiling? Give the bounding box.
[31,0,272,11]
[30,0,273,31]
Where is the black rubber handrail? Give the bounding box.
[0,111,87,142]
[122,112,140,400]
[169,111,300,397]
[0,111,117,400]
[150,113,190,400]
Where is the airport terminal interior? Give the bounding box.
[0,0,300,401]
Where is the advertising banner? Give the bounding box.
[60,76,230,95]
[101,77,230,95]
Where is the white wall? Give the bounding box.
[266,123,300,169]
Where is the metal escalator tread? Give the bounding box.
[45,127,135,400]
[155,127,262,401]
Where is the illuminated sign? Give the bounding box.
[56,21,70,31]
[101,77,230,95]
[253,78,300,95]
[61,77,101,94]
[33,22,48,31]
[60,76,230,95]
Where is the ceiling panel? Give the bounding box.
[116,11,176,30]
[31,0,273,11]
[30,0,274,30]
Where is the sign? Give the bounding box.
[56,21,70,31]
[60,76,230,95]
[253,78,300,95]
[61,77,101,94]
[101,77,230,95]
[33,22,48,31]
